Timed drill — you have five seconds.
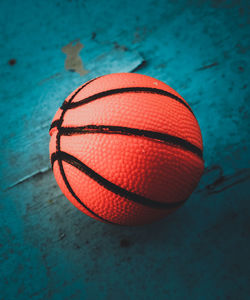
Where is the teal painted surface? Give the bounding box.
[0,0,249,299]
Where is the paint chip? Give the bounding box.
[62,41,89,76]
[8,59,16,66]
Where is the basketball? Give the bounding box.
[49,73,204,225]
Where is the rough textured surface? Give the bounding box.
[0,0,250,299]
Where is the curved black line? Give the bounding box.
[54,77,117,224]
[55,153,115,224]
[52,151,187,210]
[56,78,98,152]
[59,125,203,159]
[60,87,193,114]
[50,119,61,132]
[51,152,57,167]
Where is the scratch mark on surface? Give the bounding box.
[5,166,51,190]
[38,72,62,85]
[203,164,223,177]
[62,41,89,76]
[205,168,250,194]
[58,233,66,241]
[196,62,218,71]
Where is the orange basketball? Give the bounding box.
[49,73,204,225]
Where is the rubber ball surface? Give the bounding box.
[49,73,204,226]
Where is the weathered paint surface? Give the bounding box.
[62,41,89,76]
[0,0,249,299]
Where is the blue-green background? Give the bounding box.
[0,0,249,299]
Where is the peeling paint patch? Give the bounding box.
[62,41,89,76]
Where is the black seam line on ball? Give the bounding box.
[57,78,98,134]
[51,152,57,167]
[51,77,101,132]
[52,153,116,225]
[50,120,61,132]
[53,151,187,210]
[56,77,99,151]
[54,77,113,224]
[60,87,194,115]
[59,125,203,159]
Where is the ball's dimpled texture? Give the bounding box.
[49,73,204,226]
